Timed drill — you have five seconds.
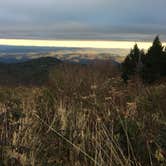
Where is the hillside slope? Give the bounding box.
[0,57,61,85]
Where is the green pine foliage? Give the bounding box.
[122,36,166,83]
[121,44,144,83]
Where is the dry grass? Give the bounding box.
[0,64,165,166]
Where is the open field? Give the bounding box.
[0,62,165,166]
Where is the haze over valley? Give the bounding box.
[0,44,128,64]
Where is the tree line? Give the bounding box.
[121,36,166,83]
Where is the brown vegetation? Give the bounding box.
[0,62,166,166]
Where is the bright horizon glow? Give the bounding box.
[0,39,165,49]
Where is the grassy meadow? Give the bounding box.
[0,61,165,166]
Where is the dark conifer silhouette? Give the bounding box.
[142,36,164,82]
[121,44,143,83]
[122,36,166,83]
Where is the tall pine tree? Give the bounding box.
[142,36,164,83]
[121,44,143,83]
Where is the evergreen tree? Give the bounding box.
[142,36,164,83]
[121,44,143,83]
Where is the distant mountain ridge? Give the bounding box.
[0,45,122,85]
[0,45,126,64]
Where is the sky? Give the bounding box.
[0,0,166,41]
[0,39,157,49]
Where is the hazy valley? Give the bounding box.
[0,45,127,64]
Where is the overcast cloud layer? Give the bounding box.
[0,0,166,41]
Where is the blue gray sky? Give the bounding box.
[0,0,166,41]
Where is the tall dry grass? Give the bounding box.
[0,62,165,166]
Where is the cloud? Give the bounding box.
[0,0,166,40]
